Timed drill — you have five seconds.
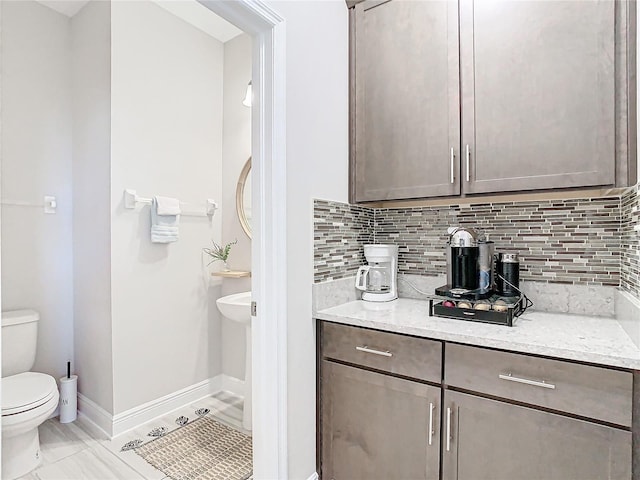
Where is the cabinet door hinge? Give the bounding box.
[251,301,257,316]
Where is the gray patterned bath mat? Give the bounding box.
[134,415,252,480]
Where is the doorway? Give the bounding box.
[199,1,288,478]
[0,0,287,478]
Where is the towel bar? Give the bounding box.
[123,189,218,217]
[1,196,57,214]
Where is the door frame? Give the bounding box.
[198,1,288,478]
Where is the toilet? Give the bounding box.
[1,310,60,480]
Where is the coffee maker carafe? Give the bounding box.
[436,227,494,300]
[355,244,398,302]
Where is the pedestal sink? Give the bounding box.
[216,291,252,430]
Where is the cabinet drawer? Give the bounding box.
[445,343,633,427]
[321,322,442,383]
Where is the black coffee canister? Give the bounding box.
[496,253,520,296]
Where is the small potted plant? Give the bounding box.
[203,239,237,271]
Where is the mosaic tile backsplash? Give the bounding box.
[621,186,640,298]
[376,197,621,286]
[314,200,374,282]
[314,191,639,296]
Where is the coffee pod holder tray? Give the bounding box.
[428,294,523,327]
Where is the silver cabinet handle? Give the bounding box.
[450,147,455,184]
[465,144,470,182]
[499,373,556,390]
[446,407,452,452]
[355,345,393,357]
[428,402,434,446]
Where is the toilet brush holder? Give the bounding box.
[59,375,77,424]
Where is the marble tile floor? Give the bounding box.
[19,391,250,480]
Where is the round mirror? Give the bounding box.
[236,157,252,238]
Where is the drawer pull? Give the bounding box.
[499,373,556,390]
[355,345,393,357]
[428,402,434,446]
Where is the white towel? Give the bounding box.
[155,196,181,215]
[151,197,180,243]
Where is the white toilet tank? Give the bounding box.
[1,310,39,378]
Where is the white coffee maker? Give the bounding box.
[355,244,399,302]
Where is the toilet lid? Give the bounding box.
[2,372,57,416]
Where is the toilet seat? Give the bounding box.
[2,372,57,416]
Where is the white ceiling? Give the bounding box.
[37,0,88,17]
[153,1,243,43]
[36,0,243,44]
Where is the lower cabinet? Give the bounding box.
[318,321,634,480]
[321,360,441,480]
[441,390,632,480]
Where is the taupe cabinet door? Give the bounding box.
[442,390,632,480]
[352,0,460,202]
[321,360,441,480]
[460,0,616,194]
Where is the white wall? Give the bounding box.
[1,1,74,381]
[71,0,114,414]
[266,1,350,478]
[221,33,252,380]
[110,1,224,414]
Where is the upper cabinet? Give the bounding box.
[349,0,636,203]
[461,0,616,194]
[351,0,461,201]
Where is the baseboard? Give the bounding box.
[77,376,224,438]
[111,376,220,437]
[77,409,112,440]
[220,373,245,397]
[78,393,114,437]
[306,472,319,480]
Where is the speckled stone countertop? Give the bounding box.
[315,299,640,370]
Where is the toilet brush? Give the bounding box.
[59,361,77,424]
